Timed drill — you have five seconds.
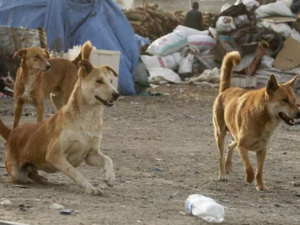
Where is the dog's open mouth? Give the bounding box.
[278,112,295,126]
[95,96,114,107]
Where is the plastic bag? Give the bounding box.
[216,16,236,33]
[178,53,194,74]
[239,0,260,11]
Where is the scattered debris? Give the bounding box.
[12,185,30,189]
[137,1,300,90]
[60,209,75,215]
[0,220,29,225]
[50,203,65,210]
[0,199,13,206]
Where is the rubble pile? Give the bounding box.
[124,4,216,42]
[137,0,300,90]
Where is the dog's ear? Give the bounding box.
[78,59,93,76]
[13,49,27,60]
[285,75,297,88]
[266,74,279,95]
[44,49,50,59]
[104,65,118,77]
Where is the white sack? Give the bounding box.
[148,68,182,84]
[173,25,209,37]
[140,52,182,70]
[146,30,188,56]
[187,35,216,51]
[255,1,293,18]
[258,21,292,38]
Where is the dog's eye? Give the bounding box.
[34,55,40,59]
[282,98,289,104]
[96,80,103,84]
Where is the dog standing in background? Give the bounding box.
[213,51,300,191]
[13,41,93,127]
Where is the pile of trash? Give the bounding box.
[138,0,300,90]
[123,4,216,48]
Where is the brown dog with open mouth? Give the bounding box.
[0,59,120,195]
[213,51,300,191]
[13,41,92,128]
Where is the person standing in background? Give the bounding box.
[184,1,203,31]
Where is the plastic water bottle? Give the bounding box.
[185,194,225,223]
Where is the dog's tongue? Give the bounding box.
[279,112,294,126]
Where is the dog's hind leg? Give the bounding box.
[214,122,227,181]
[85,150,115,187]
[238,146,255,184]
[11,166,30,184]
[256,149,268,191]
[27,165,48,184]
[225,140,237,174]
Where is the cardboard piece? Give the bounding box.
[261,16,297,24]
[273,37,300,70]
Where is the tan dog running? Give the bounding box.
[213,51,300,191]
[13,41,93,128]
[0,59,120,195]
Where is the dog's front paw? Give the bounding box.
[86,186,103,196]
[256,185,269,191]
[245,170,255,183]
[104,170,115,187]
[218,174,228,181]
[225,161,232,174]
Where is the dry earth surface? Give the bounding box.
[0,84,300,225]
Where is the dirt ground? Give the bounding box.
[0,84,300,225]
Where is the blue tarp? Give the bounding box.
[0,0,139,95]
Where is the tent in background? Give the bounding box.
[0,0,139,95]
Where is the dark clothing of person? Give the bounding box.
[291,0,300,14]
[184,9,203,31]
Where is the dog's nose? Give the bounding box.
[46,64,51,71]
[297,111,300,119]
[112,92,120,100]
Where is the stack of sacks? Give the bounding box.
[141,25,216,84]
[215,0,259,33]
[255,1,294,39]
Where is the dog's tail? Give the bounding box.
[0,117,11,141]
[219,51,241,93]
[72,41,93,65]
